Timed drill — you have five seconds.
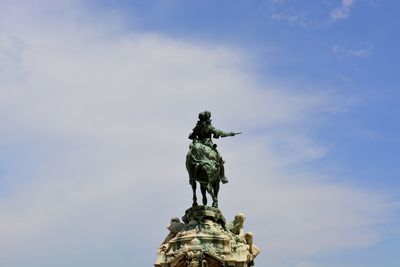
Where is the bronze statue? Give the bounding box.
[155,113,260,267]
[186,111,240,208]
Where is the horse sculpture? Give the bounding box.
[186,141,222,208]
[186,111,240,208]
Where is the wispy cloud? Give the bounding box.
[267,1,315,28]
[349,47,372,57]
[332,43,373,59]
[330,0,355,21]
[271,12,311,27]
[267,0,361,28]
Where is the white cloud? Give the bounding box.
[330,0,355,21]
[0,2,397,267]
[267,0,359,28]
[271,13,310,27]
[332,43,373,59]
[349,48,371,57]
[268,2,314,28]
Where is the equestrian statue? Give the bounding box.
[186,111,240,208]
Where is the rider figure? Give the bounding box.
[188,111,238,184]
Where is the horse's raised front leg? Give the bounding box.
[191,179,198,206]
[200,185,207,206]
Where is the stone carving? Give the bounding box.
[160,218,185,253]
[186,111,241,208]
[155,206,260,267]
[227,213,255,256]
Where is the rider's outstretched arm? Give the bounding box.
[212,127,241,138]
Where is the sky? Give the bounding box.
[0,1,399,267]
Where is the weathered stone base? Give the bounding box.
[155,206,260,267]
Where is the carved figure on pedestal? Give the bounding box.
[159,217,184,252]
[227,213,259,264]
[186,111,240,208]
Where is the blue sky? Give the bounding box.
[0,1,399,267]
[92,0,400,187]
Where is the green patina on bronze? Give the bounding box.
[186,111,241,208]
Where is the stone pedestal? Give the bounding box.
[155,206,260,267]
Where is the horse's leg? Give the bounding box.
[200,184,207,206]
[191,180,198,207]
[212,178,220,208]
[204,182,216,208]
